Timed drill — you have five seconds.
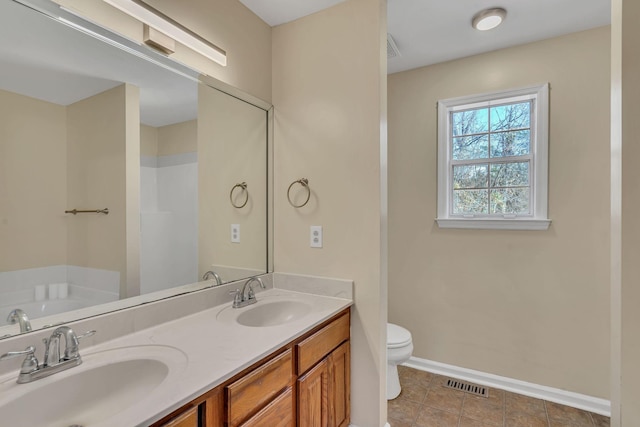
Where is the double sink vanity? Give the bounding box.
[0,275,353,427]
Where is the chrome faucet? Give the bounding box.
[202,270,223,286]
[0,327,96,384]
[230,277,265,308]
[7,309,31,333]
[43,326,88,364]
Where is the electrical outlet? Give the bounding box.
[231,224,240,243]
[310,225,323,248]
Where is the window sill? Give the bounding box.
[435,218,551,231]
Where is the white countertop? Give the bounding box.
[0,287,352,427]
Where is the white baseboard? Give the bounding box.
[405,356,611,417]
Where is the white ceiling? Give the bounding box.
[240,0,611,74]
[238,0,347,27]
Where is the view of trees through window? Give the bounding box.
[450,100,532,215]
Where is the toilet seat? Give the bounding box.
[387,323,412,349]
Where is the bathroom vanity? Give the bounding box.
[153,308,350,427]
[0,281,352,427]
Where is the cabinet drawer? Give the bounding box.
[158,405,199,427]
[297,312,349,375]
[240,387,293,427]
[227,348,293,426]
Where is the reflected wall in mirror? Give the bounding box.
[198,88,268,283]
[0,0,270,338]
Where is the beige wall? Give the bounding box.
[613,0,640,424]
[0,90,67,271]
[198,85,267,282]
[140,124,158,157]
[158,120,197,156]
[55,0,272,103]
[141,120,197,157]
[388,27,611,399]
[66,84,140,296]
[272,0,387,425]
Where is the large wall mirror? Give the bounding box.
[0,0,271,339]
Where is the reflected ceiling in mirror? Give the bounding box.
[0,0,271,339]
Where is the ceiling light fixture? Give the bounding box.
[471,8,507,31]
[102,0,227,66]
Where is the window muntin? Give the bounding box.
[436,84,550,230]
[452,161,531,215]
[450,100,533,216]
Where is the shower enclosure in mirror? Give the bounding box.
[0,0,271,338]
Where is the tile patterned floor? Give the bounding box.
[388,366,610,427]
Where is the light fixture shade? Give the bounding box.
[143,24,175,55]
[472,8,507,31]
[103,0,227,66]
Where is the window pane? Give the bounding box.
[490,130,530,157]
[452,108,488,136]
[490,162,529,187]
[490,102,530,131]
[490,188,530,214]
[453,164,488,189]
[453,189,488,214]
[452,135,488,160]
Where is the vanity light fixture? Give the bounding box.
[471,7,507,31]
[102,0,227,66]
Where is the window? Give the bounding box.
[436,84,551,230]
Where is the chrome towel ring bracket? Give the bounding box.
[230,182,249,208]
[287,178,311,208]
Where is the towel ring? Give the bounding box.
[230,182,248,208]
[287,178,310,208]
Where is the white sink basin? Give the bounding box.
[237,300,312,327]
[217,298,312,327]
[0,345,187,427]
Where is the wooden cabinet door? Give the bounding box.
[327,342,350,427]
[297,358,328,427]
[297,313,349,375]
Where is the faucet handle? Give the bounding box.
[229,289,243,308]
[77,330,96,341]
[65,329,95,360]
[0,346,39,374]
[0,346,36,361]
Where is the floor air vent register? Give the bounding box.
[444,378,489,398]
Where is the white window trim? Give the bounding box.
[436,83,551,231]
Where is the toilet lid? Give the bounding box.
[388,323,412,349]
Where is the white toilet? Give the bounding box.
[387,323,413,400]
